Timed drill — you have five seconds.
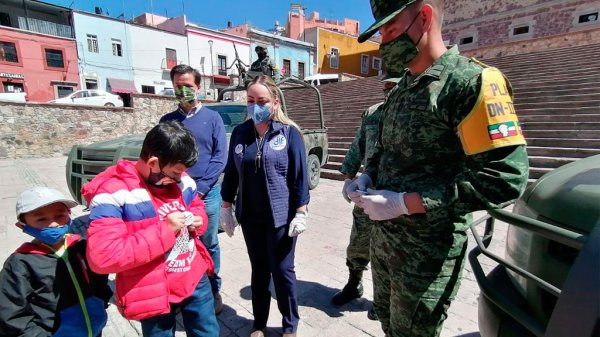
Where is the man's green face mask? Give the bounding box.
[379,11,423,75]
[175,85,197,105]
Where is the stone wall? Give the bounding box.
[0,94,217,158]
[443,0,599,51]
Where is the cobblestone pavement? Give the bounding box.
[0,156,509,337]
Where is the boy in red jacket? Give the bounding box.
[83,122,219,337]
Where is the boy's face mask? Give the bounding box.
[21,219,71,246]
[175,85,198,105]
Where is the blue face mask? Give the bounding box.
[247,104,272,125]
[22,220,71,246]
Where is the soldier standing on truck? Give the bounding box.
[160,64,228,315]
[250,45,280,81]
[333,75,401,321]
[345,0,529,336]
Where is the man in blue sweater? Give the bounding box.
[160,64,228,314]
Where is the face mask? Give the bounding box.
[175,85,197,105]
[247,104,272,125]
[379,11,423,75]
[22,220,71,246]
[148,170,181,187]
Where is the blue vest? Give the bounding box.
[230,120,293,227]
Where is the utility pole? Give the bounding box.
[208,40,214,98]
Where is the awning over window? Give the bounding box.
[107,78,137,94]
[213,75,231,86]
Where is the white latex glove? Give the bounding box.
[360,188,409,221]
[342,179,353,203]
[288,212,307,237]
[345,174,373,204]
[220,207,238,237]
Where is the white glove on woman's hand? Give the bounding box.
[220,207,238,237]
[342,179,353,203]
[361,189,408,221]
[346,174,373,205]
[288,212,307,237]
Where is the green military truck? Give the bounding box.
[66,78,328,205]
[470,154,599,337]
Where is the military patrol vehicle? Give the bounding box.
[470,154,599,337]
[66,72,328,205]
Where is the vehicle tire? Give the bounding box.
[307,154,320,190]
[104,102,115,107]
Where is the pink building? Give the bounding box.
[0,26,79,102]
[286,4,360,40]
[0,1,79,102]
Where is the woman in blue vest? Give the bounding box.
[220,75,310,337]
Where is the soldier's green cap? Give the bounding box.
[358,0,418,43]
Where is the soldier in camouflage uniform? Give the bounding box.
[250,45,280,81]
[333,76,401,320]
[345,0,529,336]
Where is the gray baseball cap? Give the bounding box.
[16,187,78,217]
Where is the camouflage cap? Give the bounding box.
[358,0,418,43]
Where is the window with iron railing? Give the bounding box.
[298,62,305,80]
[87,34,99,53]
[17,16,72,38]
[166,48,177,69]
[112,39,122,57]
[283,59,291,77]
[217,55,227,76]
[0,41,18,63]
[45,48,64,68]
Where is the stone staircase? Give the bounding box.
[284,43,600,182]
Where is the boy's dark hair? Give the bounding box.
[170,64,201,86]
[140,121,198,168]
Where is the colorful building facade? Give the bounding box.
[303,27,381,77]
[0,1,79,102]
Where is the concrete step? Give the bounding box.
[321,167,345,181]
[329,147,349,156]
[515,100,600,110]
[516,86,600,98]
[521,121,600,131]
[526,146,600,158]
[524,130,600,139]
[511,75,600,89]
[515,93,600,105]
[519,114,600,122]
[526,138,600,148]
[505,66,600,82]
[528,156,577,169]
[517,106,599,115]
[324,160,343,171]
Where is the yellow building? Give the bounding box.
[303,27,381,77]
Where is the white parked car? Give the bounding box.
[0,92,27,103]
[49,90,123,107]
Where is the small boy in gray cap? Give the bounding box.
[0,186,112,337]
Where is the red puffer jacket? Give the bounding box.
[82,160,213,320]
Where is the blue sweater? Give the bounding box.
[221,120,310,227]
[160,105,227,195]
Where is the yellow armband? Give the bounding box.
[458,68,526,155]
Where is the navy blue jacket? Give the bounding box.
[160,105,227,195]
[221,120,310,227]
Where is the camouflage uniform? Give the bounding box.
[250,55,280,81]
[363,46,529,336]
[339,102,384,271]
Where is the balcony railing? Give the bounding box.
[17,16,72,38]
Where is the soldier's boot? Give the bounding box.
[331,270,364,306]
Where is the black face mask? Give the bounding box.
[147,170,181,187]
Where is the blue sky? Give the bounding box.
[45,0,375,32]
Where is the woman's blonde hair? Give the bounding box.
[248,75,301,130]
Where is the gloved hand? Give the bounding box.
[342,179,353,203]
[345,174,373,204]
[360,189,409,221]
[220,207,238,237]
[288,212,307,237]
